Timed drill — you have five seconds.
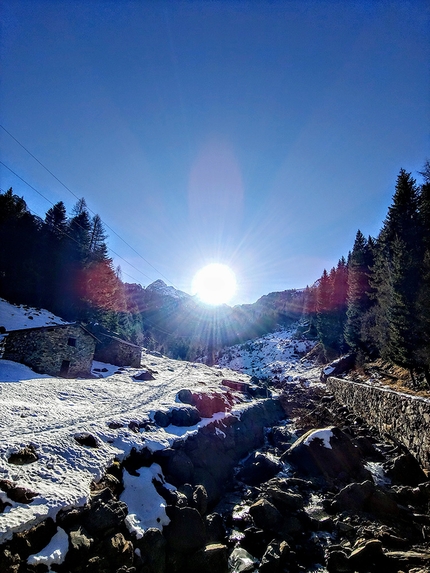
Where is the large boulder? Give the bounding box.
[332,480,399,517]
[285,426,371,486]
[187,543,229,573]
[153,448,194,486]
[384,453,428,486]
[135,527,166,573]
[320,354,355,381]
[237,452,282,486]
[163,506,206,553]
[176,389,230,417]
[249,498,284,532]
[170,406,201,427]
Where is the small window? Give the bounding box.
[67,337,76,347]
[60,360,70,376]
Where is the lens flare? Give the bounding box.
[192,263,237,305]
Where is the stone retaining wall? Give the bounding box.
[327,377,430,469]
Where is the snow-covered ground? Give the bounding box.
[0,299,321,553]
[217,327,321,385]
[0,298,70,331]
[0,355,251,544]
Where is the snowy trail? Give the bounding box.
[0,362,194,440]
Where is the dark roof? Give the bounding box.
[98,332,141,349]
[5,323,99,340]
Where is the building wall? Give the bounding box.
[327,377,430,469]
[3,325,95,378]
[95,339,141,368]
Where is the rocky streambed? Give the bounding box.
[1,382,430,573]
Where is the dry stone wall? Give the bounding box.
[3,324,95,378]
[327,377,430,469]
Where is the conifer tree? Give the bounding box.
[416,161,430,383]
[316,269,337,358]
[372,169,422,377]
[345,230,374,351]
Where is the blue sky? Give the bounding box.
[1,0,429,305]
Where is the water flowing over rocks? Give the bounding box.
[2,380,430,572]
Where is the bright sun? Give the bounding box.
[192,263,237,305]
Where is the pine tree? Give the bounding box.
[331,257,348,352]
[345,230,374,352]
[45,202,67,239]
[89,214,109,261]
[371,169,422,377]
[316,269,336,359]
[416,162,430,383]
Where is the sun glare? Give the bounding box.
[192,263,237,305]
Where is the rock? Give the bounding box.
[240,527,268,560]
[69,526,93,554]
[320,354,355,381]
[74,432,100,448]
[154,449,194,486]
[187,543,228,573]
[164,506,206,553]
[237,452,282,486]
[13,519,57,559]
[0,480,38,503]
[7,444,38,465]
[228,547,259,572]
[267,426,295,449]
[222,379,250,392]
[259,540,291,573]
[332,480,399,517]
[280,514,303,536]
[191,392,229,417]
[385,453,428,486]
[177,389,194,404]
[285,426,372,486]
[176,389,230,418]
[193,467,222,505]
[205,512,225,543]
[265,485,304,511]
[385,549,430,570]
[0,549,20,573]
[103,532,134,569]
[83,497,128,536]
[349,539,385,569]
[153,410,171,427]
[193,484,208,516]
[169,406,201,427]
[135,527,166,573]
[332,480,375,512]
[325,548,351,572]
[249,498,284,532]
[133,370,155,380]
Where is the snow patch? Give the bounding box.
[27,527,69,570]
[303,429,334,449]
[120,465,171,538]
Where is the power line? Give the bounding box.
[0,123,176,286]
[0,164,157,283]
[0,184,146,285]
[1,182,198,341]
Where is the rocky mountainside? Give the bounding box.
[124,282,306,360]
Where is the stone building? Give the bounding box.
[3,323,97,378]
[94,333,142,368]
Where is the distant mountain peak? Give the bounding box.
[146,280,190,300]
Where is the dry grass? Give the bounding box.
[348,359,430,399]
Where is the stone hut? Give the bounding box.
[2,323,97,378]
[94,333,142,368]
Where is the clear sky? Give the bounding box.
[1,0,429,305]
